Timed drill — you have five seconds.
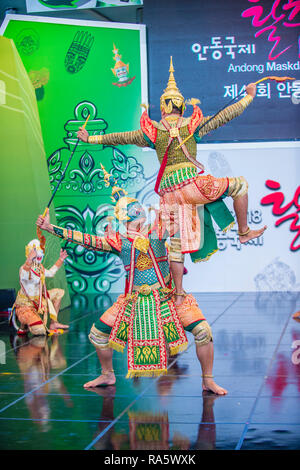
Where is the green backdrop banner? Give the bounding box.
[1,15,153,296]
[0,35,70,307]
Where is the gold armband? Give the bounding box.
[88,135,103,144]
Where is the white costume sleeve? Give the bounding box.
[45,265,59,278]
[20,267,30,281]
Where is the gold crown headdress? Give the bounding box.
[25,223,46,258]
[101,164,138,221]
[160,57,201,114]
[160,56,185,114]
[25,238,44,258]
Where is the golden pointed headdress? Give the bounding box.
[160,56,185,114]
[101,164,137,221]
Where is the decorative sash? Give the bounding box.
[154,133,173,195]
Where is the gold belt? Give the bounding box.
[163,162,196,175]
[15,292,40,308]
[125,275,173,299]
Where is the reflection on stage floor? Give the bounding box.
[0,291,299,450]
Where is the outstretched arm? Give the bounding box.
[77,127,149,148]
[36,211,118,254]
[198,83,256,138]
[45,250,68,278]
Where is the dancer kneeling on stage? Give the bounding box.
[11,232,69,336]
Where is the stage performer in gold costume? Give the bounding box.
[77,57,266,305]
[37,169,227,395]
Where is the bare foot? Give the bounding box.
[292,311,300,322]
[48,328,64,336]
[50,321,69,330]
[202,378,228,395]
[239,226,267,244]
[83,372,116,388]
[173,294,185,306]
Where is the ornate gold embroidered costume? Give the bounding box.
[87,57,253,262]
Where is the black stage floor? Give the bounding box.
[0,291,299,451]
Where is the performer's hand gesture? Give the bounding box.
[59,249,68,261]
[77,127,89,142]
[36,209,53,233]
[246,83,256,97]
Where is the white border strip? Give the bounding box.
[139,22,148,107]
[196,141,300,150]
[0,13,145,33]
